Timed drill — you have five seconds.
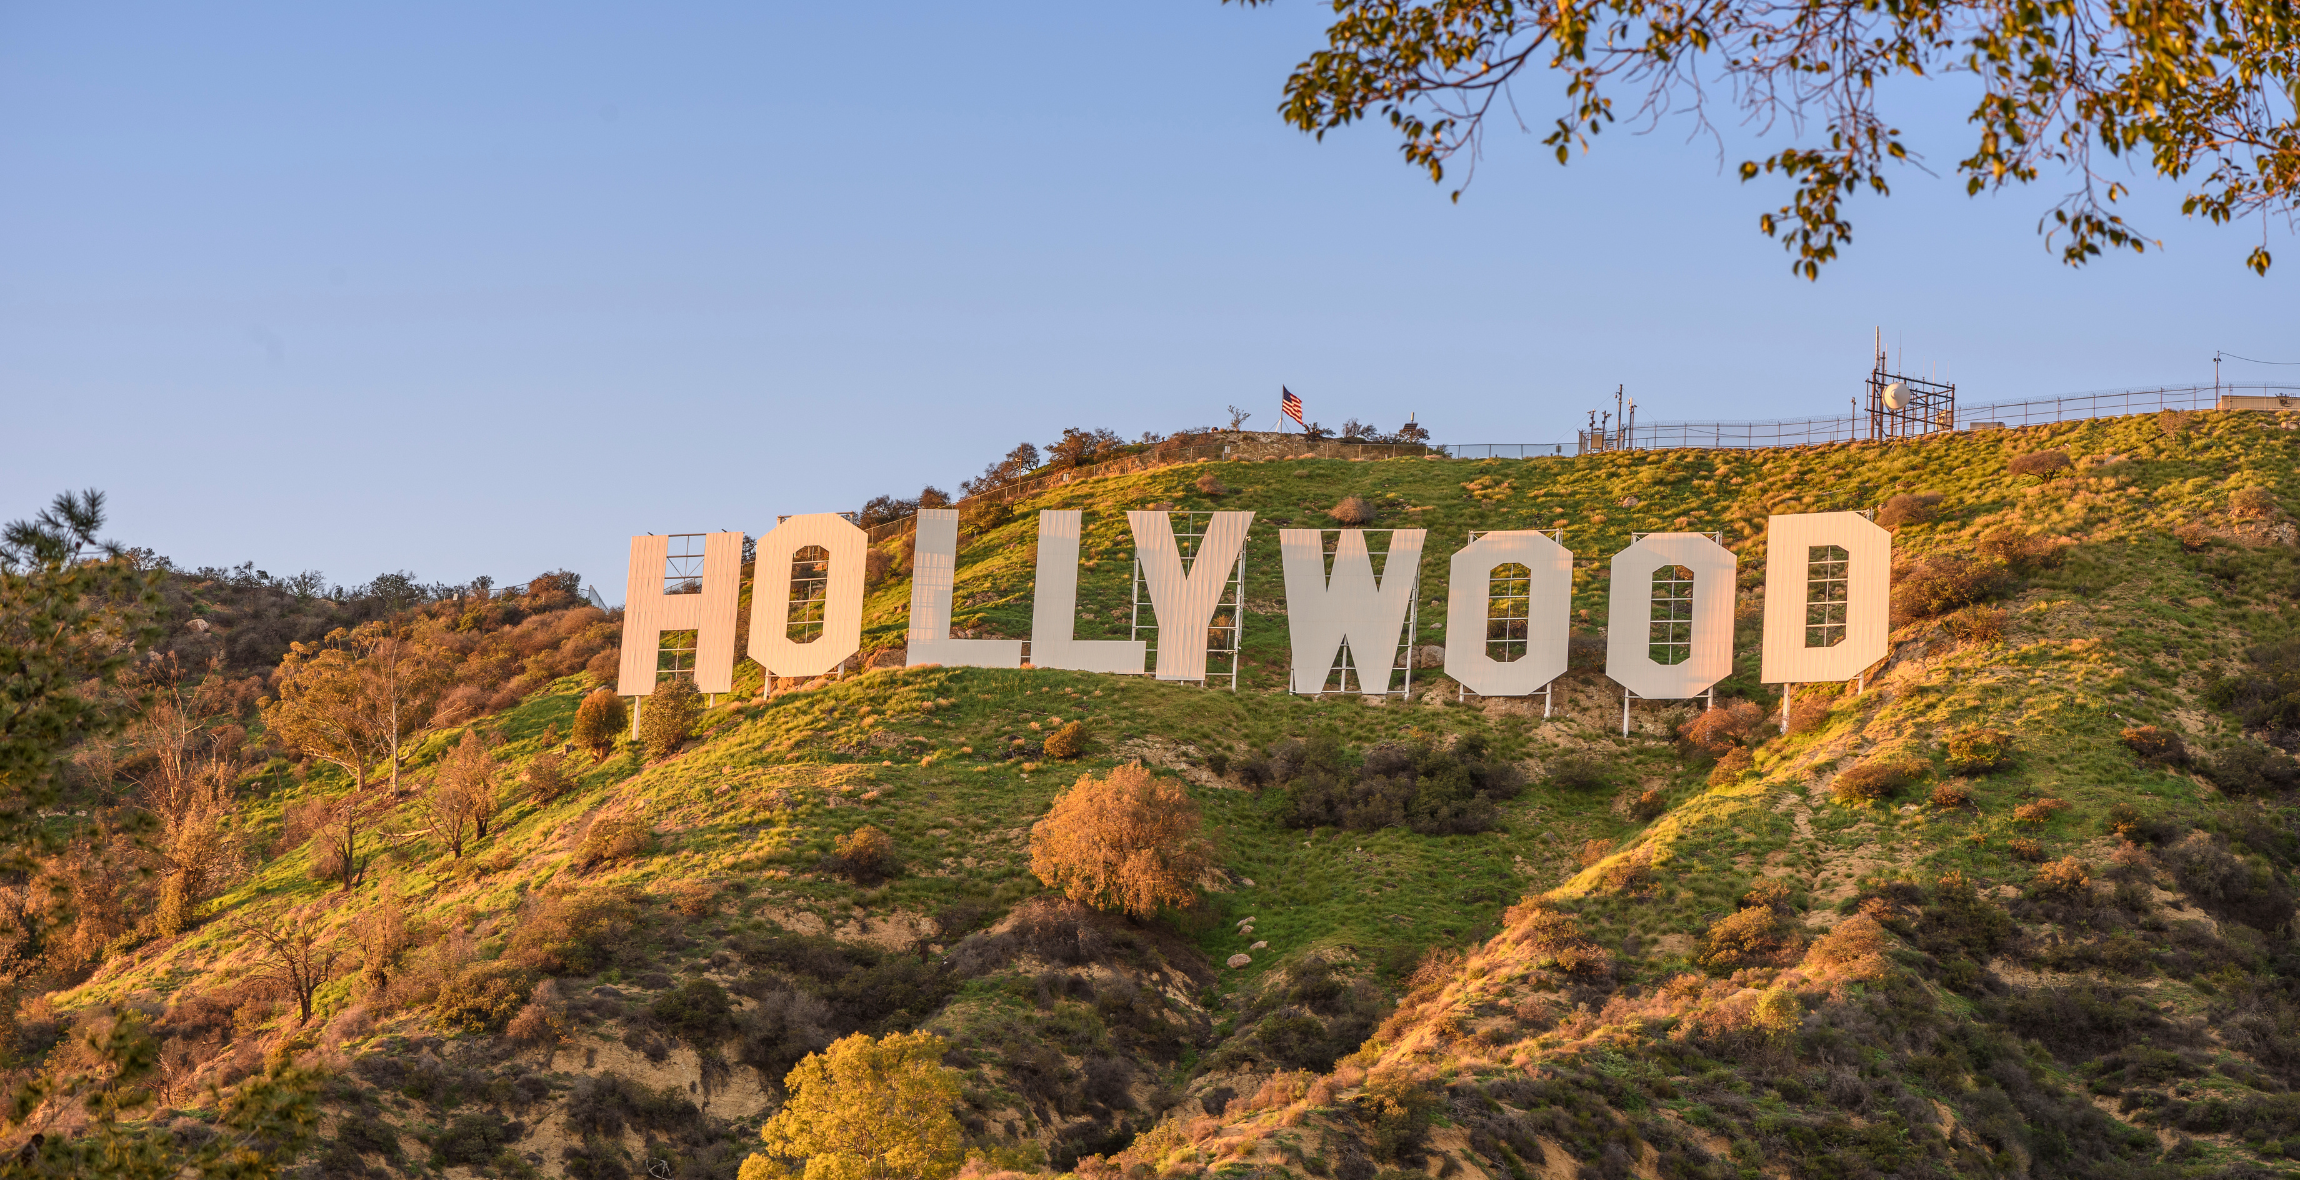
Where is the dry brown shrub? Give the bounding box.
[2159,408,2191,436]
[1742,877,1794,912]
[505,979,564,1046]
[1804,913,1888,981]
[1942,605,2007,645]
[863,547,897,587]
[2174,521,2214,552]
[2109,841,2156,875]
[2032,856,2091,897]
[1029,762,1209,918]
[1328,496,1377,525]
[1876,492,1944,528]
[2009,450,2073,481]
[1597,846,1655,893]
[1700,906,1800,970]
[1944,727,2012,774]
[1503,901,1611,976]
[2120,724,2187,765]
[1892,555,2008,624]
[1929,779,1973,809]
[1679,701,1764,755]
[1786,692,1832,735]
[1193,472,1229,496]
[1830,758,1922,805]
[1245,1071,1316,1113]
[2012,797,2069,824]
[2007,837,2046,862]
[1629,788,1669,822]
[1707,748,1755,786]
[1573,838,1615,868]
[572,688,626,758]
[1406,945,1465,993]
[2233,486,2278,517]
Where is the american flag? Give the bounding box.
[1280,386,1304,427]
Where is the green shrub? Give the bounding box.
[507,887,637,975]
[1943,727,2012,774]
[436,960,537,1034]
[650,979,736,1047]
[574,813,653,869]
[638,678,702,760]
[1892,555,2007,624]
[573,688,627,756]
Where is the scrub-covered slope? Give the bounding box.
[10,407,2299,1180]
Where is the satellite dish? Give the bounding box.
[1882,381,1909,410]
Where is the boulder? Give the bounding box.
[1411,644,1445,669]
[1226,953,1252,969]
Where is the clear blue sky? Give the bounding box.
[3,2,2291,601]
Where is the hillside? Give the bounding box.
[8,406,2300,1180]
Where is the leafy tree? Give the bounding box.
[572,688,627,758]
[0,493,317,1180]
[638,677,703,760]
[263,644,388,791]
[0,490,163,883]
[741,1031,964,1180]
[1030,763,1211,918]
[1233,0,2298,275]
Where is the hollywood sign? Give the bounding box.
[615,509,1887,705]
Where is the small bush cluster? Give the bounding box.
[574,813,653,869]
[1328,496,1377,525]
[2030,856,2092,899]
[1892,555,2008,624]
[2208,641,2300,736]
[2207,744,2300,796]
[1928,779,1973,809]
[1677,701,1764,756]
[2008,449,2073,481]
[1942,605,2007,645]
[638,677,702,760]
[2012,797,2069,824]
[2232,486,2279,517]
[1042,721,1087,760]
[2120,724,2188,765]
[1875,492,1944,528]
[823,825,898,884]
[1976,527,2059,569]
[1943,727,2012,774]
[1249,734,1526,835]
[1706,747,1754,786]
[1830,757,1921,805]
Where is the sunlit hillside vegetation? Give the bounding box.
[7,407,2300,1180]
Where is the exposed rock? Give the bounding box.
[1227,953,1252,969]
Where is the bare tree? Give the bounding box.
[314,792,392,892]
[419,731,500,858]
[241,902,342,1024]
[1226,405,1253,431]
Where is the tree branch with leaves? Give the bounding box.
[1232,0,2298,275]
